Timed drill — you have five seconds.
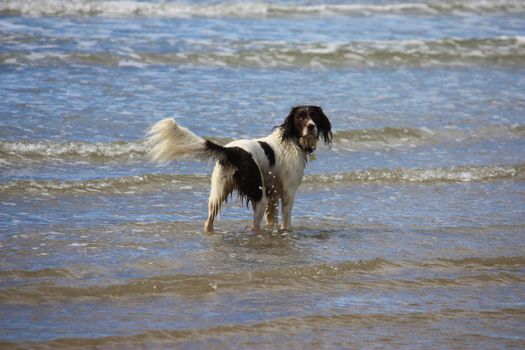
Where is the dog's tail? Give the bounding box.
[146,118,227,163]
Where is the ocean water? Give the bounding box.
[1,0,525,348]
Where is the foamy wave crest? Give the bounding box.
[334,124,525,149]
[0,140,148,161]
[1,125,522,163]
[3,37,525,68]
[1,0,525,18]
[2,164,523,196]
[335,127,430,144]
[306,164,525,184]
[0,173,210,194]
[0,137,233,162]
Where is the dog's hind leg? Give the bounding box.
[252,194,267,233]
[205,199,220,233]
[204,165,234,233]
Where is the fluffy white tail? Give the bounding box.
[146,118,209,162]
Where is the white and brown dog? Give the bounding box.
[147,105,332,233]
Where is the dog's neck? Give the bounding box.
[274,128,317,154]
[298,135,318,154]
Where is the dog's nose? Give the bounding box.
[307,123,316,131]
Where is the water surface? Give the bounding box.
[1,0,524,348]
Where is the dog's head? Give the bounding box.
[280,105,332,153]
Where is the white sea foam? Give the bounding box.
[515,36,525,44]
[0,140,149,160]
[1,164,522,196]
[1,125,523,163]
[1,0,524,18]
[3,36,524,68]
[117,59,149,68]
[306,164,524,184]
[69,242,88,247]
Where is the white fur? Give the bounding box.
[146,118,208,162]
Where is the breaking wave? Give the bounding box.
[2,164,523,196]
[0,139,148,161]
[2,125,522,162]
[2,37,525,68]
[306,164,525,184]
[0,137,230,162]
[1,0,525,18]
[0,173,210,194]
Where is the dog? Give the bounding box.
[147,105,332,233]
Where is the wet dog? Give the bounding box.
[147,105,332,232]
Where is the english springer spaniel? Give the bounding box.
[147,105,332,233]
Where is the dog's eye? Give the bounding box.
[297,111,307,119]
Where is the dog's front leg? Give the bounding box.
[281,192,295,231]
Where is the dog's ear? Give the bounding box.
[280,107,299,141]
[311,106,333,145]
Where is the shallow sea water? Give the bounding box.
[1,0,525,348]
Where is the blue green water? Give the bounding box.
[1,1,525,348]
